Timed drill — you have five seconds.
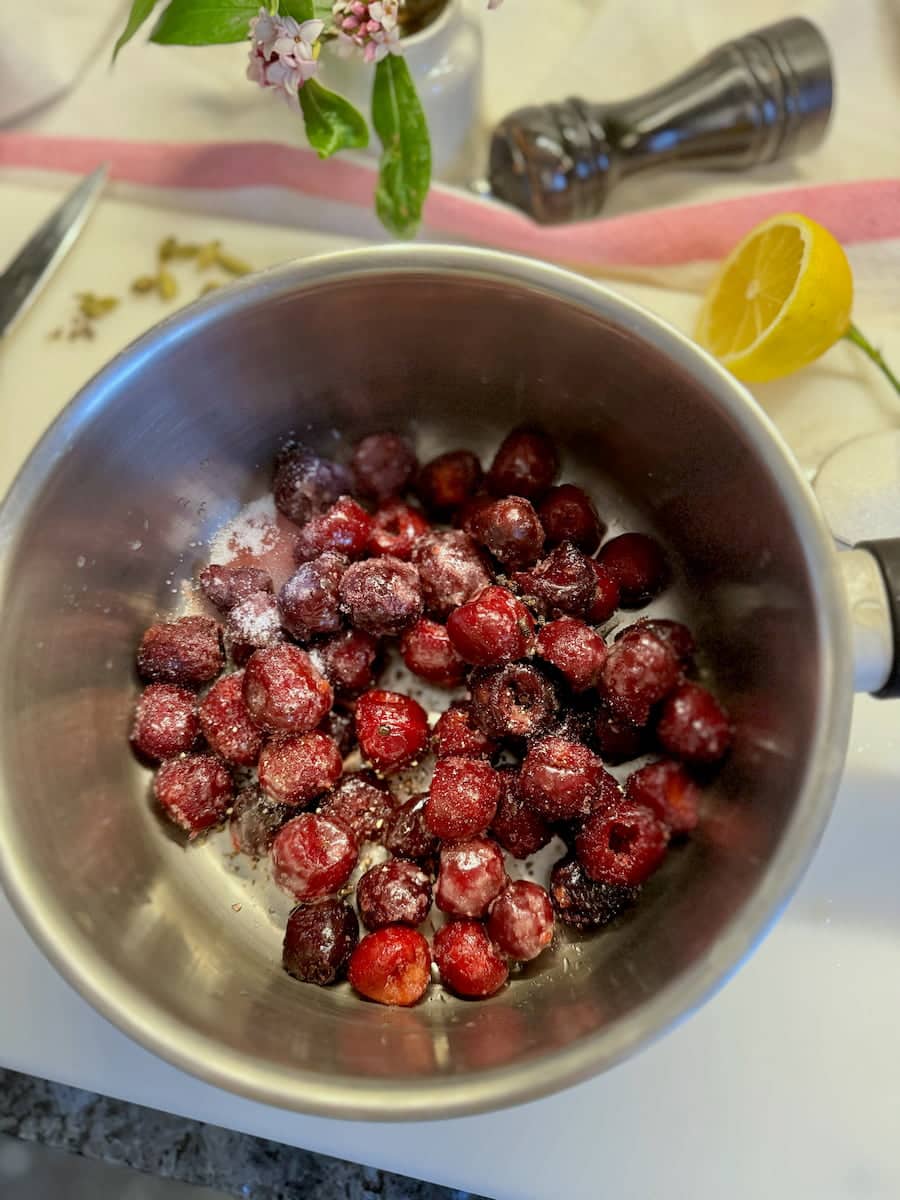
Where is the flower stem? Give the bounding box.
[844,323,900,398]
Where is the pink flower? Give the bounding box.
[247,8,324,99]
[332,0,401,62]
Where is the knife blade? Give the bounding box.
[0,163,109,339]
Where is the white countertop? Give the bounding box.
[3,3,900,1196]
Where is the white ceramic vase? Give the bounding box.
[321,0,483,184]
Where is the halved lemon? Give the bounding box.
[695,213,854,383]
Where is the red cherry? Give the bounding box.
[487,880,554,962]
[446,585,536,667]
[625,759,701,834]
[271,813,358,900]
[131,683,199,761]
[425,756,501,840]
[596,533,669,608]
[354,689,429,773]
[536,617,607,692]
[347,926,431,1006]
[367,501,430,560]
[436,837,506,918]
[575,803,669,886]
[400,618,466,688]
[657,683,732,764]
[433,921,508,999]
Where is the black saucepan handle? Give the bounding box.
[857,539,900,698]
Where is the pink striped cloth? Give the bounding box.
[2,132,899,270]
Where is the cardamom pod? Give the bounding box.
[77,292,119,319]
[215,250,253,277]
[158,268,178,301]
[131,275,158,294]
[196,241,222,270]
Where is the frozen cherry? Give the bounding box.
[431,702,497,760]
[283,899,359,986]
[154,753,232,838]
[225,592,283,663]
[416,449,483,516]
[273,442,352,525]
[199,564,273,612]
[591,703,647,763]
[433,921,508,999]
[596,532,669,608]
[519,736,620,822]
[616,617,696,666]
[513,541,597,619]
[446,585,536,667]
[199,671,264,765]
[575,803,669,886]
[411,531,492,619]
[318,770,395,843]
[456,493,496,536]
[367,501,430,560]
[625,760,700,834]
[547,703,595,746]
[490,766,551,858]
[354,689,429,773]
[538,484,604,552]
[348,926,431,1006]
[657,683,732,764]
[315,629,380,695]
[339,556,423,637]
[230,786,290,856]
[599,629,680,726]
[131,683,199,761]
[586,561,621,624]
[137,615,223,687]
[469,496,544,569]
[272,812,358,900]
[278,552,346,642]
[549,857,638,930]
[487,427,559,501]
[318,706,357,758]
[399,618,465,688]
[350,432,417,502]
[488,881,554,962]
[294,495,372,563]
[356,860,433,930]
[425,756,501,840]
[436,837,506,918]
[468,661,559,740]
[536,618,607,692]
[258,731,343,806]
[384,793,440,865]
[242,644,333,734]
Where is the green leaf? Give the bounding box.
[371,56,431,238]
[150,0,261,45]
[299,80,370,159]
[280,0,316,19]
[112,0,162,59]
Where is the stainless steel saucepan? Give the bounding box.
[1,246,897,1121]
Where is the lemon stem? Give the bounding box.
[844,323,900,398]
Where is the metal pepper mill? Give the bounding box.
[488,17,833,224]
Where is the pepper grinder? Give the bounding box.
[488,17,833,224]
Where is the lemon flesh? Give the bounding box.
[695,213,854,383]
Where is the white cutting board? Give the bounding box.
[0,181,368,499]
[2,181,900,1200]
